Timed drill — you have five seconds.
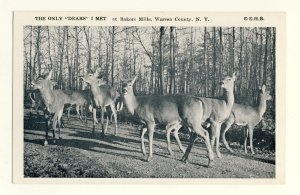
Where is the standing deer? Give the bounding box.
[181,72,237,163]
[222,85,272,154]
[65,90,91,122]
[122,77,214,165]
[82,70,118,137]
[31,70,72,145]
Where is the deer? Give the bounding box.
[221,85,272,154]
[82,70,119,137]
[180,72,237,163]
[31,70,73,145]
[122,76,214,165]
[65,90,91,122]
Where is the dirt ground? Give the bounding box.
[23,109,275,178]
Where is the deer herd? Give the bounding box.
[29,69,272,167]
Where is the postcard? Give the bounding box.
[13,11,285,184]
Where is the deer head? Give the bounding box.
[221,72,237,91]
[82,71,99,85]
[122,76,137,97]
[258,85,272,101]
[31,70,53,90]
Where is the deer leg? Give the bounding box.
[214,122,222,158]
[92,108,96,136]
[181,132,197,163]
[222,118,234,153]
[92,107,98,124]
[195,126,214,166]
[67,106,71,121]
[201,128,215,167]
[248,125,255,154]
[60,117,65,128]
[244,126,249,153]
[105,113,109,134]
[166,121,182,155]
[147,122,155,161]
[101,107,105,138]
[80,105,83,121]
[110,104,118,136]
[52,113,58,144]
[166,124,173,155]
[84,105,88,124]
[44,114,50,146]
[210,123,217,156]
[57,108,64,140]
[140,126,147,156]
[76,105,80,120]
[173,124,185,153]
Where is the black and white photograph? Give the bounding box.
[12,12,285,183]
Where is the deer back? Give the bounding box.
[134,95,182,124]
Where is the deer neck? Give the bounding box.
[90,82,101,97]
[124,92,139,115]
[257,96,267,119]
[39,82,54,108]
[224,88,235,111]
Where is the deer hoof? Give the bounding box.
[168,149,174,156]
[216,152,222,158]
[207,159,214,168]
[146,156,152,162]
[180,156,188,163]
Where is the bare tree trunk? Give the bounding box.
[263,27,269,85]
[65,27,72,89]
[237,27,244,97]
[259,28,263,85]
[75,26,80,89]
[83,26,92,73]
[169,27,175,94]
[36,26,42,75]
[204,27,208,97]
[111,26,115,86]
[98,28,102,69]
[58,26,66,89]
[29,26,33,90]
[46,27,53,71]
[218,27,223,96]
[159,27,165,95]
[232,27,235,73]
[212,27,217,96]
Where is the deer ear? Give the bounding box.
[258,86,262,90]
[51,81,57,86]
[95,68,101,77]
[131,76,137,84]
[97,79,106,86]
[232,72,237,81]
[47,70,53,80]
[261,85,266,92]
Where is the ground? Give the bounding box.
[23,109,275,178]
